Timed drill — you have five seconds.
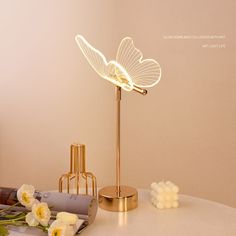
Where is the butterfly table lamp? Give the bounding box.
[75,35,161,212]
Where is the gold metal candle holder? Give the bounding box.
[59,143,97,197]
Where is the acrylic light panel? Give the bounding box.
[75,35,161,91]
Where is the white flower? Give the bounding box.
[17,184,36,209]
[32,202,51,226]
[56,212,78,225]
[48,220,74,236]
[26,212,39,227]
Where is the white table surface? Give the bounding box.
[9,190,236,236]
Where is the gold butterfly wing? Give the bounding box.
[75,35,134,91]
[75,35,108,79]
[116,37,161,88]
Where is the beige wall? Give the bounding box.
[0,0,235,207]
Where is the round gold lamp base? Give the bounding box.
[98,186,138,212]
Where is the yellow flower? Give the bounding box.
[32,202,51,226]
[25,212,39,227]
[56,212,78,225]
[48,220,74,236]
[17,184,36,209]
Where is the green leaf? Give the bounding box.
[4,212,26,219]
[0,225,9,236]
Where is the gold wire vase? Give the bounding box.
[59,143,97,197]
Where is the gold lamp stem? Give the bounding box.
[98,86,138,212]
[116,86,121,196]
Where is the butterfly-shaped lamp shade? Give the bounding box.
[75,35,161,94]
[75,35,162,212]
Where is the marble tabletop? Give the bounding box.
[9,190,236,236]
